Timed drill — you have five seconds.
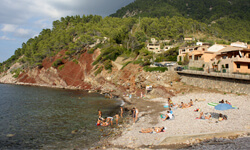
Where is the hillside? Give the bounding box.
[111,0,250,42]
[0,0,249,95]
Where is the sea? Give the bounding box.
[0,83,122,149]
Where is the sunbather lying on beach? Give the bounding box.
[179,102,189,108]
[218,113,227,121]
[196,112,211,119]
[225,100,231,105]
[140,127,165,133]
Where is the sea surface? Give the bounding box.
[0,84,122,149]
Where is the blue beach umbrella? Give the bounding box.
[215,103,233,111]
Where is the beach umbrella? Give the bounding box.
[214,103,233,111]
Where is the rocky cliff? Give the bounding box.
[0,49,180,98]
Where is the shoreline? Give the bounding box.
[92,92,250,149]
[1,82,250,149]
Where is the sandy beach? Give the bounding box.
[98,92,250,149]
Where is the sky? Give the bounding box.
[0,0,134,63]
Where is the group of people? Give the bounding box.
[96,106,140,126]
[96,107,123,127]
[167,98,193,109]
[219,99,231,105]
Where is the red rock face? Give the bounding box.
[17,49,96,89]
[18,73,36,83]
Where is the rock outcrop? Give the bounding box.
[0,49,179,98]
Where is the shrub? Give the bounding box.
[36,63,43,69]
[58,65,65,70]
[177,61,183,65]
[104,60,112,70]
[72,59,78,64]
[189,67,204,71]
[94,66,103,76]
[121,61,132,70]
[11,68,22,78]
[143,66,168,72]
[52,59,63,68]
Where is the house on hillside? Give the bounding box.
[208,46,250,74]
[177,42,250,74]
[177,45,209,63]
[147,38,161,53]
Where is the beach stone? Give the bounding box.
[6,134,15,137]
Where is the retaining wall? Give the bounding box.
[180,74,250,94]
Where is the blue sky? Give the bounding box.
[0,0,134,63]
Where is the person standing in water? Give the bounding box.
[120,107,123,118]
[113,113,120,125]
[98,109,102,119]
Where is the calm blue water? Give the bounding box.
[0,84,121,149]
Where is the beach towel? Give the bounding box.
[207,102,219,107]
[163,105,169,108]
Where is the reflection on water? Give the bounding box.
[0,84,121,149]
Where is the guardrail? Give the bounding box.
[177,70,250,80]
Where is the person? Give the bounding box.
[225,100,231,105]
[168,98,174,107]
[188,99,193,107]
[98,109,102,118]
[113,113,120,125]
[205,114,212,119]
[168,108,173,114]
[140,127,165,133]
[132,108,136,123]
[120,107,123,118]
[179,102,188,108]
[162,111,173,121]
[107,117,113,125]
[219,99,224,103]
[96,118,102,126]
[197,112,205,119]
[218,113,227,121]
[135,107,139,122]
[101,121,109,126]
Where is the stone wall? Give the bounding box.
[180,74,250,94]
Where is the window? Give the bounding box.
[237,64,240,68]
[225,64,229,68]
[248,64,250,69]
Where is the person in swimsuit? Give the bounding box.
[107,117,113,125]
[132,108,136,123]
[120,107,123,118]
[98,109,102,118]
[188,99,193,107]
[135,107,139,122]
[113,113,120,125]
[140,127,165,133]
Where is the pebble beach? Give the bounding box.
[109,92,250,149]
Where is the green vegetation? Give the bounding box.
[52,59,63,68]
[72,59,78,64]
[58,65,65,70]
[11,68,23,78]
[121,61,132,70]
[111,0,250,42]
[94,66,103,76]
[0,0,249,73]
[143,66,168,72]
[189,67,204,71]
